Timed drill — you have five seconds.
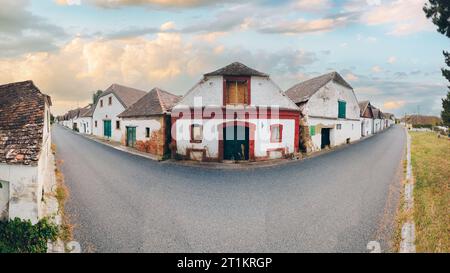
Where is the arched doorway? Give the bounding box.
[218,121,255,161]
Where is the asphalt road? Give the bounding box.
[53,125,405,253]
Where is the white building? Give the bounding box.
[359,101,375,137]
[372,108,383,133]
[0,81,52,223]
[172,62,300,162]
[286,72,361,152]
[74,105,94,134]
[117,88,180,159]
[383,113,395,128]
[92,84,146,142]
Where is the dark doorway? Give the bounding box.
[126,127,136,147]
[321,128,331,149]
[223,125,249,161]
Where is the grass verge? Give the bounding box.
[52,144,74,244]
[410,132,449,252]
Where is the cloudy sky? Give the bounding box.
[0,0,447,116]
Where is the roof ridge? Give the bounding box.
[154,87,167,113]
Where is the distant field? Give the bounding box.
[410,132,450,253]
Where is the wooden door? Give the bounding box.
[126,127,136,147]
[223,126,249,161]
[103,120,112,137]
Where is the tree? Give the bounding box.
[424,0,450,126]
[442,92,450,127]
[92,90,103,105]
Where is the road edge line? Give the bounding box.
[399,128,416,253]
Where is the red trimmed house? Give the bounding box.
[171,62,300,162]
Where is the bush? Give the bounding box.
[0,218,59,253]
[413,124,433,129]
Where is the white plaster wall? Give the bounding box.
[0,164,39,223]
[92,93,126,142]
[374,119,382,133]
[174,76,298,110]
[308,117,361,151]
[307,81,360,120]
[121,117,163,143]
[361,118,374,136]
[75,117,93,134]
[175,118,296,159]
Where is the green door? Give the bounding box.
[126,127,136,147]
[103,120,112,138]
[223,126,249,161]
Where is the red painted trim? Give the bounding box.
[218,121,256,162]
[172,107,300,120]
[270,124,283,143]
[294,115,299,153]
[171,116,178,158]
[190,124,203,143]
[222,76,251,106]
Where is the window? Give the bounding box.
[95,120,98,127]
[270,124,283,143]
[338,100,346,119]
[225,78,249,105]
[116,120,120,130]
[146,127,150,138]
[336,124,342,130]
[310,126,316,136]
[108,97,112,105]
[100,99,103,107]
[190,124,203,143]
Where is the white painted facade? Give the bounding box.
[175,118,297,159]
[92,93,126,142]
[75,117,93,134]
[374,119,382,133]
[0,103,52,223]
[121,117,163,144]
[361,118,374,137]
[302,81,361,151]
[173,74,300,161]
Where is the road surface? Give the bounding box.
[53,125,405,252]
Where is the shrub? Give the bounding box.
[0,218,59,253]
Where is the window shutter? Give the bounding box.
[310,126,315,136]
[338,101,346,119]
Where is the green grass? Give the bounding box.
[410,132,450,253]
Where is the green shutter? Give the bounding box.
[310,126,316,136]
[338,101,346,119]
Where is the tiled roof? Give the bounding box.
[358,100,370,116]
[0,80,50,166]
[79,104,94,118]
[99,84,147,108]
[285,72,353,104]
[204,62,269,77]
[372,107,383,119]
[119,88,181,118]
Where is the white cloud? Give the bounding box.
[0,0,67,57]
[384,100,406,110]
[56,0,226,8]
[362,0,432,36]
[0,33,318,115]
[388,56,397,64]
[345,73,359,81]
[372,65,382,73]
[295,0,332,12]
